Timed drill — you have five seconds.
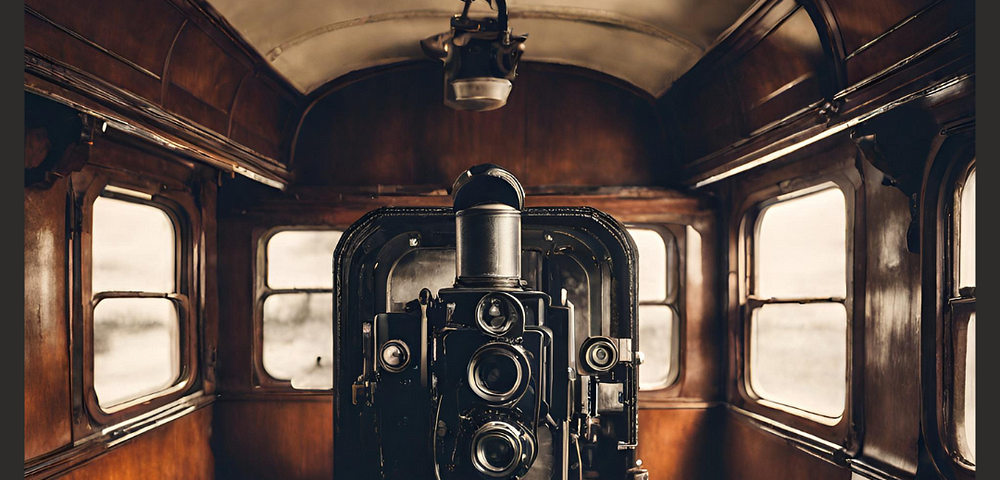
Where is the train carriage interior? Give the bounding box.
[22,0,979,479]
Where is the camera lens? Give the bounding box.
[378,340,410,373]
[470,421,535,478]
[476,353,519,394]
[475,293,522,337]
[478,434,516,472]
[467,343,530,405]
[581,337,619,373]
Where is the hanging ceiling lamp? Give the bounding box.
[420,0,528,111]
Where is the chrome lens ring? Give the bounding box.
[467,343,531,405]
[581,337,619,373]
[378,339,411,373]
[474,292,523,337]
[470,421,534,478]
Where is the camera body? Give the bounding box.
[374,288,567,479]
[335,165,645,480]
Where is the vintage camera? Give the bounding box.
[335,165,646,479]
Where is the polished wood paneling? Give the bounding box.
[57,407,214,480]
[24,11,164,101]
[857,158,922,476]
[637,408,723,480]
[25,0,298,178]
[25,178,73,461]
[229,75,294,162]
[825,0,937,55]
[732,7,824,135]
[164,23,249,134]
[842,0,974,86]
[292,63,670,188]
[27,0,184,79]
[213,400,334,480]
[724,412,851,480]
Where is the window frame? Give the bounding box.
[944,160,976,470]
[625,224,683,392]
[253,225,343,390]
[74,171,201,429]
[743,183,849,424]
[918,132,976,479]
[732,166,862,452]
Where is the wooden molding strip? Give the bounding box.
[24,49,290,190]
[24,5,162,81]
[24,393,214,479]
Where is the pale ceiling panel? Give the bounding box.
[206,0,760,96]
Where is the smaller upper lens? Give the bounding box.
[475,293,522,337]
[378,340,410,373]
[581,337,619,373]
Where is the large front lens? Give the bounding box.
[476,353,518,395]
[467,343,530,405]
[471,422,532,478]
[478,434,516,473]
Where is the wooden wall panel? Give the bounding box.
[521,70,667,186]
[214,215,256,393]
[26,0,184,79]
[825,0,937,55]
[731,7,824,135]
[637,408,724,480]
[24,11,164,101]
[57,407,214,480]
[25,178,73,461]
[229,76,294,162]
[857,156,922,476]
[668,70,739,162]
[213,400,334,480]
[164,23,249,134]
[842,0,974,85]
[25,0,299,174]
[724,413,851,480]
[292,63,670,188]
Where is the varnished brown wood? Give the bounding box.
[164,22,248,134]
[724,410,851,480]
[636,408,724,480]
[25,178,73,461]
[212,399,334,480]
[56,407,214,480]
[291,64,672,188]
[24,0,299,184]
[856,157,922,477]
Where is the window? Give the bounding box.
[951,167,975,465]
[746,186,848,420]
[91,192,182,410]
[627,227,680,391]
[261,229,342,389]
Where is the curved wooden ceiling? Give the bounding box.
[206,0,760,96]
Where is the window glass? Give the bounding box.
[628,227,681,391]
[630,229,667,303]
[263,229,341,389]
[638,306,674,390]
[263,293,334,389]
[959,169,975,290]
[267,230,343,289]
[757,188,846,299]
[749,303,847,417]
[92,197,174,293]
[92,195,180,409]
[749,186,848,420]
[389,249,456,310]
[94,298,179,408]
[965,313,976,462]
